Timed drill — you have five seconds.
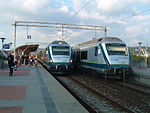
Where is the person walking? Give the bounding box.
[25,55,29,65]
[21,55,24,64]
[7,53,15,76]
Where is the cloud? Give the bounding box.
[15,28,60,48]
[136,15,150,20]
[124,15,150,46]
[96,0,120,12]
[21,0,48,13]
[126,26,141,38]
[60,6,69,12]
[0,31,5,37]
[0,0,150,48]
[141,0,150,4]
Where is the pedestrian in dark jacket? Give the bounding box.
[7,53,15,76]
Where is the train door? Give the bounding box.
[76,51,80,63]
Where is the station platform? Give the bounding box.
[0,64,89,113]
[132,67,150,78]
[131,67,150,86]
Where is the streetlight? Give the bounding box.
[0,37,6,52]
[138,42,142,47]
[137,42,142,67]
[138,42,142,56]
[9,42,13,48]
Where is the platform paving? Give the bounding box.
[132,67,150,86]
[0,64,89,113]
[132,67,150,78]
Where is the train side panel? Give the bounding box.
[78,44,106,73]
[48,42,73,74]
[38,41,73,74]
[73,37,132,79]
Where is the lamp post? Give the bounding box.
[9,42,13,48]
[0,37,6,52]
[138,42,142,47]
[138,42,142,56]
[138,42,142,67]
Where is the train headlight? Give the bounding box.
[50,60,53,62]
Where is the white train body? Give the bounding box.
[39,40,73,74]
[73,37,132,78]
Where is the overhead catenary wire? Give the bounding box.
[64,0,100,41]
[107,8,150,27]
[66,0,93,23]
[121,8,150,20]
[104,0,148,27]
[121,0,140,12]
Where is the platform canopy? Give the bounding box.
[15,44,39,55]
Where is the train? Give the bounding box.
[38,40,73,74]
[73,37,132,79]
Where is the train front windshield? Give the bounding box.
[106,43,128,55]
[52,46,70,55]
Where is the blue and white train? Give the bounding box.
[73,37,132,79]
[38,40,73,74]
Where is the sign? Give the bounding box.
[27,35,31,39]
[3,44,10,49]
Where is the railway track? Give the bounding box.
[40,61,149,113]
[40,62,97,113]
[53,75,97,113]
[56,73,150,113]
[69,76,135,113]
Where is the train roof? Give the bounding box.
[51,40,68,44]
[77,37,123,46]
[48,40,70,47]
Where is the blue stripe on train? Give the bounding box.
[80,61,130,68]
[47,62,71,66]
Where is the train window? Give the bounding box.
[73,52,76,59]
[81,51,87,59]
[106,43,128,55]
[52,46,70,55]
[77,51,80,61]
[95,47,98,56]
[98,48,101,54]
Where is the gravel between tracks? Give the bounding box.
[57,73,150,113]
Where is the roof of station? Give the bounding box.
[15,44,39,55]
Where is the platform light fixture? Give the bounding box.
[0,37,6,52]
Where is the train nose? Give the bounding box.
[58,65,68,70]
[116,68,123,74]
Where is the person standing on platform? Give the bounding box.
[25,55,29,65]
[7,53,15,76]
[21,55,24,64]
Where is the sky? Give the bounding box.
[0,0,150,49]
